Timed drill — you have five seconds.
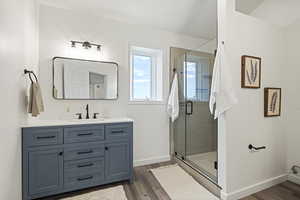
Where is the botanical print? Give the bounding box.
[264,88,281,117]
[246,59,258,85]
[269,91,278,113]
[241,56,261,88]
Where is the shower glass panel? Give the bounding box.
[172,48,187,160]
[172,47,218,183]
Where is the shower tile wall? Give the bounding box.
[186,102,217,155]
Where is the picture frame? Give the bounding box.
[241,55,261,88]
[264,88,281,117]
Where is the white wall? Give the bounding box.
[284,19,300,180]
[220,0,287,198]
[0,0,38,199]
[234,0,300,188]
[38,5,210,166]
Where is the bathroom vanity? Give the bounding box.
[22,118,133,200]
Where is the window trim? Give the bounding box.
[129,46,163,104]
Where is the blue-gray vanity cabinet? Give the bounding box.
[27,147,64,199]
[64,125,105,144]
[105,124,130,141]
[23,127,63,147]
[63,142,105,161]
[64,157,105,191]
[22,122,133,200]
[105,141,130,182]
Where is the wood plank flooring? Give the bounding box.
[41,161,300,200]
[241,181,300,200]
[40,161,173,200]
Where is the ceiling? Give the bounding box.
[251,0,300,27]
[38,0,217,40]
[236,0,300,27]
[236,0,265,14]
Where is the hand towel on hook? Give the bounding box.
[209,43,238,119]
[167,72,179,122]
[28,72,44,117]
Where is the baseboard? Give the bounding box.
[221,174,288,200]
[134,155,171,167]
[288,174,300,185]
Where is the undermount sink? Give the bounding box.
[70,118,105,122]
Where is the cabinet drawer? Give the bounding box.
[23,127,63,147]
[64,143,104,161]
[64,125,105,144]
[64,171,104,190]
[105,124,130,140]
[64,157,104,175]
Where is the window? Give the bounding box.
[186,61,197,100]
[130,46,163,102]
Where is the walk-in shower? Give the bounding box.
[170,47,218,184]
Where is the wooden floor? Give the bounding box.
[241,181,300,200]
[41,161,300,200]
[41,161,173,200]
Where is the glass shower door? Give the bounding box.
[171,47,218,183]
[185,51,217,182]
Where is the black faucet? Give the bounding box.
[85,104,90,119]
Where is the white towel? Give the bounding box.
[209,43,237,119]
[167,72,179,122]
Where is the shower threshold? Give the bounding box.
[173,155,221,197]
[187,151,217,181]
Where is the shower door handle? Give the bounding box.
[186,101,193,115]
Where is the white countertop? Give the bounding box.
[21,118,134,128]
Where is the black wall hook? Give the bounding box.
[249,144,266,151]
[24,69,38,83]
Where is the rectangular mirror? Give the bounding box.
[53,57,118,100]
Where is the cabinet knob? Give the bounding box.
[59,152,64,156]
[105,147,108,151]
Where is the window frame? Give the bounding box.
[129,46,163,104]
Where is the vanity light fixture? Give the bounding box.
[70,40,102,51]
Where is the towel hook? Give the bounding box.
[24,69,38,83]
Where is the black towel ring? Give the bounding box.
[24,69,38,83]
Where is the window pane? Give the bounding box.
[186,62,197,100]
[185,60,211,102]
[133,55,151,99]
[198,59,210,102]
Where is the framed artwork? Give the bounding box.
[264,88,281,117]
[241,55,261,88]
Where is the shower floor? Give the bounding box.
[187,151,217,179]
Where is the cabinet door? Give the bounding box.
[105,142,130,181]
[28,148,63,195]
